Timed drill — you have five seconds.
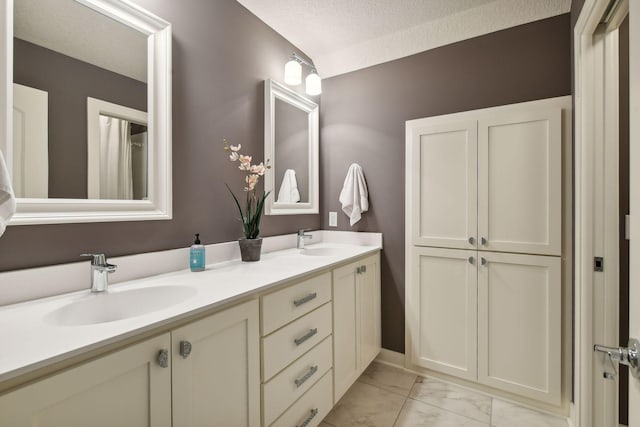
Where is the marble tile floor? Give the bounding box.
[320,362,568,427]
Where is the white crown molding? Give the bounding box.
[315,0,570,78]
[240,0,570,79]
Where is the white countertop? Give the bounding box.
[0,241,381,384]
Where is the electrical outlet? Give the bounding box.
[329,211,338,227]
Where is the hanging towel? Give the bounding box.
[339,163,369,226]
[0,150,16,237]
[277,169,301,203]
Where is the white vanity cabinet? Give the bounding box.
[0,300,260,427]
[260,272,334,427]
[0,333,172,427]
[0,247,383,427]
[332,253,381,403]
[172,299,260,427]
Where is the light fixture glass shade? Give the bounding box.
[284,59,302,85]
[305,70,322,95]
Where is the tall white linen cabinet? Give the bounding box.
[405,96,572,412]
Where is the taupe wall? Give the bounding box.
[320,14,572,353]
[13,38,147,198]
[0,0,320,272]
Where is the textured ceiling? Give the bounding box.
[14,0,147,82]
[237,0,571,78]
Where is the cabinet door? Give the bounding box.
[0,334,171,427]
[477,252,561,404]
[332,261,359,403]
[172,299,260,427]
[408,247,477,381]
[478,107,562,255]
[358,253,381,369]
[407,120,478,249]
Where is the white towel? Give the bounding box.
[339,163,369,226]
[277,169,301,203]
[0,150,16,237]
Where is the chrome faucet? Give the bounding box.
[81,253,117,293]
[297,229,313,249]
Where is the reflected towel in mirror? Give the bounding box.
[277,169,301,203]
[0,150,16,236]
[339,163,369,226]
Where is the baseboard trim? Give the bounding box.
[375,348,405,368]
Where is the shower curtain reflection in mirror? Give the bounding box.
[98,116,147,200]
[87,97,148,200]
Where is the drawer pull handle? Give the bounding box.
[294,328,318,346]
[157,349,169,368]
[294,365,318,387]
[296,408,319,427]
[294,292,317,307]
[180,340,192,358]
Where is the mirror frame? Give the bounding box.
[0,0,172,225]
[264,79,319,215]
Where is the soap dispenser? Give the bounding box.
[190,233,205,272]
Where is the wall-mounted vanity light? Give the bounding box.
[284,53,321,96]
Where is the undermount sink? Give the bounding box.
[45,285,197,326]
[301,246,351,257]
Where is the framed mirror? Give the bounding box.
[0,0,172,225]
[264,79,318,215]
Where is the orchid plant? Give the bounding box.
[223,139,271,239]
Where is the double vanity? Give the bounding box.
[0,1,380,425]
[0,233,381,427]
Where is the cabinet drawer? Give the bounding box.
[262,272,332,335]
[262,303,332,381]
[263,336,333,426]
[269,369,333,427]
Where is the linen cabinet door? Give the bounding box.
[172,299,260,427]
[408,247,477,381]
[358,253,381,370]
[0,333,172,427]
[407,119,478,250]
[477,106,562,255]
[477,252,561,405]
[332,261,359,403]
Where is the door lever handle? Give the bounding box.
[594,338,640,378]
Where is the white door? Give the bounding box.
[406,119,477,250]
[408,246,477,381]
[478,105,562,256]
[171,300,260,427]
[0,333,172,427]
[358,253,381,369]
[576,1,638,425]
[477,252,561,405]
[332,261,359,403]
[12,83,48,198]
[628,0,640,424]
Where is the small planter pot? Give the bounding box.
[238,237,263,262]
